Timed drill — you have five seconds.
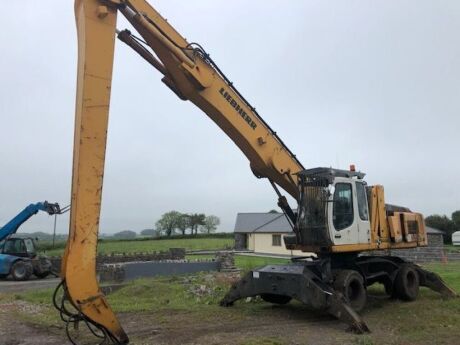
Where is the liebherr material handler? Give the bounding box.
[58,0,457,343]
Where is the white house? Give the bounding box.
[233,212,305,256]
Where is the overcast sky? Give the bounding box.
[0,1,459,234]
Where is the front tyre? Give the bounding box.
[334,269,367,312]
[11,260,33,281]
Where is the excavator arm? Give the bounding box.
[61,0,305,343]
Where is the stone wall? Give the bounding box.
[234,233,246,250]
[367,233,460,263]
[49,248,186,273]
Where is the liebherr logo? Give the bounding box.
[219,87,257,130]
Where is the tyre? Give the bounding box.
[393,264,419,301]
[261,293,292,305]
[10,260,33,281]
[383,279,394,297]
[333,269,367,312]
[34,271,49,279]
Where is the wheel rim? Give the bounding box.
[14,263,26,278]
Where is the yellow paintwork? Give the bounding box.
[65,0,427,342]
[65,0,304,342]
[287,185,427,254]
[63,0,128,342]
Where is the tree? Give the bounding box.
[425,214,456,244]
[112,230,137,239]
[200,215,220,234]
[452,210,460,230]
[268,209,279,214]
[155,211,182,237]
[140,229,156,237]
[176,213,191,236]
[189,213,206,235]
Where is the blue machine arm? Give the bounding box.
[0,202,61,241]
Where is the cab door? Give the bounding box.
[355,181,371,244]
[328,177,359,245]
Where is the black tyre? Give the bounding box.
[35,271,49,279]
[383,279,394,297]
[393,264,419,301]
[334,269,367,312]
[261,293,292,305]
[11,260,33,281]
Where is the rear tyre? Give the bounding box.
[35,271,49,279]
[393,264,419,301]
[11,261,33,281]
[261,294,292,305]
[334,269,367,312]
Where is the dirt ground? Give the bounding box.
[1,268,459,345]
[1,295,453,345]
[0,301,365,345]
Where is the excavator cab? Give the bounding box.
[0,237,38,258]
[285,167,371,250]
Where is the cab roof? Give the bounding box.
[297,167,365,180]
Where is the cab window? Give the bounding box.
[24,239,36,254]
[333,183,354,230]
[356,182,369,221]
[4,239,24,254]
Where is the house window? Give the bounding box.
[272,234,282,246]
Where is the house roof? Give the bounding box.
[234,212,445,236]
[234,212,292,233]
[426,226,444,235]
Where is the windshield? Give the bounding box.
[24,239,36,254]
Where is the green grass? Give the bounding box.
[422,262,460,291]
[43,237,234,256]
[444,245,460,253]
[186,254,290,271]
[6,261,460,345]
[234,255,289,271]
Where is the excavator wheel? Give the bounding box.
[393,264,419,301]
[11,260,33,281]
[333,270,367,312]
[261,293,292,305]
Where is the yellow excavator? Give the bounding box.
[56,0,457,343]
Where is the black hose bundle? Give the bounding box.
[53,280,120,345]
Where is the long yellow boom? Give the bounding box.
[61,0,305,343]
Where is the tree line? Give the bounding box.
[425,210,460,244]
[140,211,220,237]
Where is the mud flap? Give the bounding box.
[416,267,458,299]
[220,265,370,333]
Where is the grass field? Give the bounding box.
[42,237,234,256]
[2,261,459,345]
[444,245,460,253]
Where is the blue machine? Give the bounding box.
[0,202,61,280]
